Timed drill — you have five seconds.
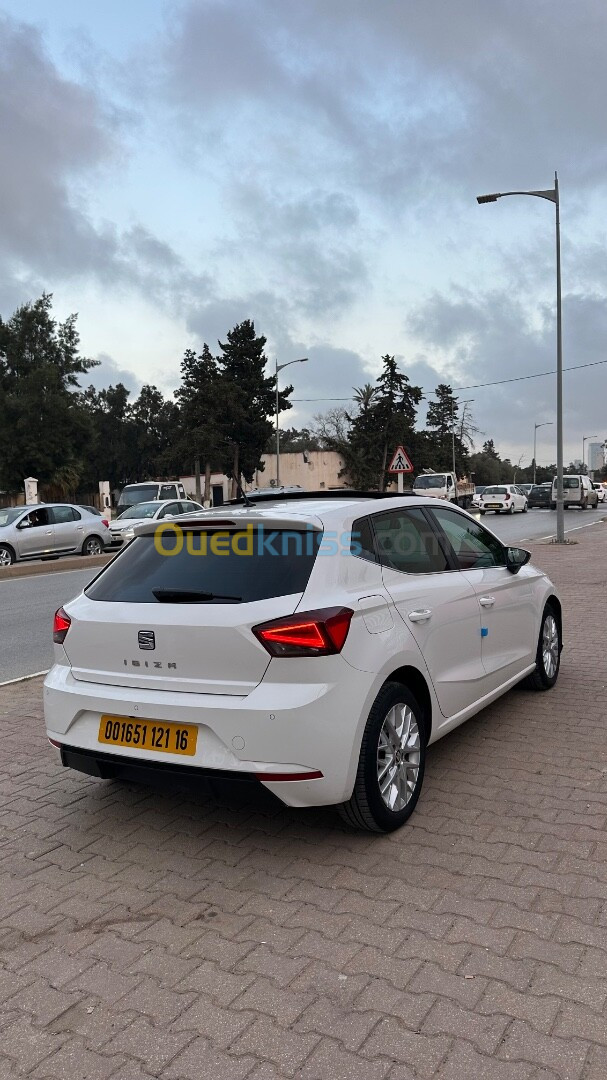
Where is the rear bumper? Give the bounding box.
[43,661,377,808]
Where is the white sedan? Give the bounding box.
[479,485,528,515]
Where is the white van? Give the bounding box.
[551,474,598,509]
[117,481,187,513]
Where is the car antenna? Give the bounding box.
[231,472,253,507]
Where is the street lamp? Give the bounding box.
[275,358,308,486]
[582,435,597,474]
[477,174,564,541]
[533,421,553,485]
[452,399,474,477]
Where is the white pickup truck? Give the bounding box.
[412,471,475,509]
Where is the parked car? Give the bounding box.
[116,481,188,514]
[527,485,552,509]
[109,499,205,548]
[592,483,606,503]
[479,485,528,515]
[45,492,561,833]
[0,504,110,566]
[551,474,598,510]
[470,485,487,509]
[517,484,533,496]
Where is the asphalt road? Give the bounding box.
[0,506,603,683]
[0,567,97,683]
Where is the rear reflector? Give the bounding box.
[53,607,71,644]
[48,738,62,749]
[255,770,323,782]
[253,607,354,657]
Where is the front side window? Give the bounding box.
[430,506,506,571]
[20,508,51,529]
[372,508,450,574]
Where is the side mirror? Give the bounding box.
[16,520,29,530]
[506,546,531,574]
[164,514,174,520]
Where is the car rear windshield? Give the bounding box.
[85,527,323,603]
[118,485,158,506]
[562,477,580,489]
[483,487,507,495]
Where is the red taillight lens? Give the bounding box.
[253,607,354,657]
[53,607,71,644]
[101,518,109,528]
[504,492,510,500]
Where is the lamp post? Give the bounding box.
[477,174,564,541]
[582,435,597,474]
[533,421,553,485]
[452,399,474,477]
[275,358,308,486]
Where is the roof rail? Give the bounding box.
[226,489,415,505]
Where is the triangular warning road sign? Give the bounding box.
[387,445,414,473]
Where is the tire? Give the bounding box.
[479,509,486,516]
[581,498,588,511]
[508,502,515,514]
[524,604,561,691]
[82,535,103,556]
[550,502,556,510]
[0,544,15,567]
[338,682,426,833]
[522,502,528,513]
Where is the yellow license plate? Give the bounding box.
[99,715,197,756]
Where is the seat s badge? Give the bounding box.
[138,630,155,651]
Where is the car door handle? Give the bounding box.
[76,526,84,531]
[408,609,432,623]
[45,530,52,535]
[479,596,495,607]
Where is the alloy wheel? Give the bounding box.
[377,703,421,812]
[86,538,102,555]
[542,614,559,678]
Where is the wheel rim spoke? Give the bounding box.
[376,703,421,813]
[542,615,558,677]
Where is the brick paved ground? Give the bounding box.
[1,522,607,1079]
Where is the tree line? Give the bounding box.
[0,293,584,501]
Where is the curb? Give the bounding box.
[0,553,113,581]
[0,670,49,688]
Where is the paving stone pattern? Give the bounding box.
[1,524,607,1078]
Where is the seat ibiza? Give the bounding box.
[44,493,562,832]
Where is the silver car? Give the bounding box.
[0,504,111,566]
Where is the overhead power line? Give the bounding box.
[291,357,607,402]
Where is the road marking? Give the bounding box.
[520,519,604,543]
[0,568,94,586]
[0,670,49,687]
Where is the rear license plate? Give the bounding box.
[98,715,197,756]
[486,503,500,508]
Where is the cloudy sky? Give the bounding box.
[2,0,607,468]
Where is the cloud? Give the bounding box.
[0,14,213,316]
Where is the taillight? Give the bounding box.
[253,607,354,657]
[53,607,71,644]
[101,518,109,528]
[504,492,511,500]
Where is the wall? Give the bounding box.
[253,450,349,490]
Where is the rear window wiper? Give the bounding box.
[152,589,242,603]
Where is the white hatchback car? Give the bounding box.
[479,485,528,515]
[44,493,561,833]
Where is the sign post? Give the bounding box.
[387,446,414,495]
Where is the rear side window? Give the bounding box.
[351,516,377,562]
[51,506,80,523]
[373,509,450,574]
[86,527,323,604]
